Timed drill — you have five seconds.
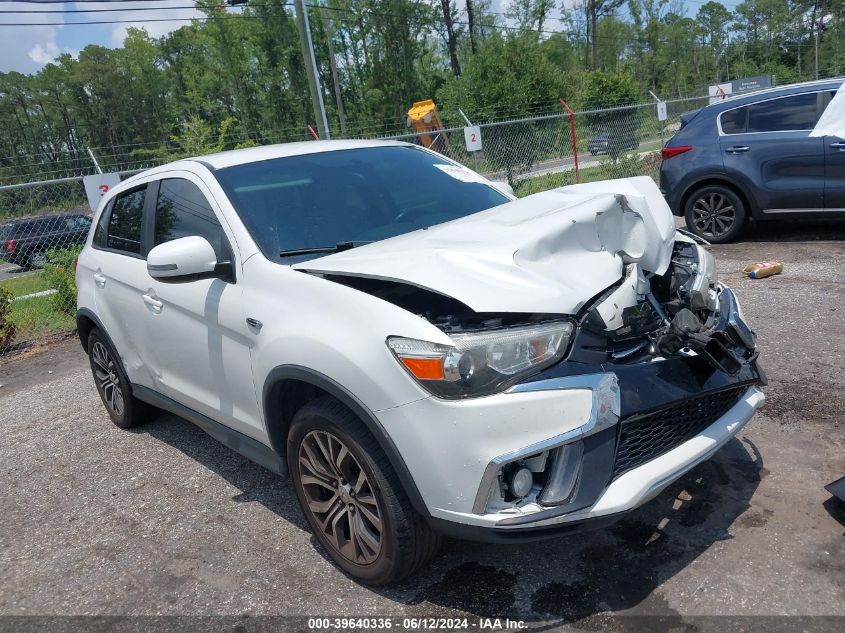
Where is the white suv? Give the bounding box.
[76,140,766,585]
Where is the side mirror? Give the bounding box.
[147,236,220,282]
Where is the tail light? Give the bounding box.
[6,239,14,254]
[661,145,693,160]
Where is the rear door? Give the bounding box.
[90,184,157,388]
[822,89,845,210]
[719,91,825,212]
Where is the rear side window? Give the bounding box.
[107,188,146,255]
[746,93,819,133]
[153,178,230,261]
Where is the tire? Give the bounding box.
[24,250,47,270]
[684,184,748,243]
[87,328,153,429]
[287,396,440,585]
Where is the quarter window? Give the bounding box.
[107,188,146,255]
[153,178,229,261]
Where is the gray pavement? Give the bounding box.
[0,221,843,628]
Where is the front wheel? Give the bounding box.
[684,185,748,243]
[25,250,47,270]
[287,396,440,585]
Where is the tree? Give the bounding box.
[439,0,462,76]
[697,2,733,82]
[586,0,626,68]
[580,71,640,159]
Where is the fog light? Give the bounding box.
[509,467,534,498]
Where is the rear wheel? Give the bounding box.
[684,185,748,243]
[287,396,440,585]
[87,328,153,429]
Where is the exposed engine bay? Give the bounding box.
[300,176,757,374]
[324,233,756,375]
[581,235,756,373]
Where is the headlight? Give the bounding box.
[387,321,575,399]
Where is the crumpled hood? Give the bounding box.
[294,176,676,314]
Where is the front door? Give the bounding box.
[143,175,264,440]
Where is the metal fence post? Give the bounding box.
[559,99,580,183]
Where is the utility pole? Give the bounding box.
[322,12,347,137]
[295,0,330,139]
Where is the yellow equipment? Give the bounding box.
[406,100,448,153]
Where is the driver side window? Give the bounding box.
[153,178,231,262]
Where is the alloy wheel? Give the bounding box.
[297,430,383,565]
[91,341,125,415]
[691,192,735,238]
[30,251,47,268]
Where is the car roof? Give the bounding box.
[116,139,414,191]
[709,77,843,111]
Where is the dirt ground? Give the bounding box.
[1,219,843,631]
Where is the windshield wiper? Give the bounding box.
[279,241,371,257]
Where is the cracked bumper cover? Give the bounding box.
[376,347,765,542]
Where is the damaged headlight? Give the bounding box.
[388,321,574,399]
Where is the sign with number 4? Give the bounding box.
[464,126,482,152]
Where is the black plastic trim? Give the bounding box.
[75,308,112,353]
[133,385,286,476]
[262,365,430,518]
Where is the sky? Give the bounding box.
[0,0,743,76]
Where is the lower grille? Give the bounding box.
[612,386,748,479]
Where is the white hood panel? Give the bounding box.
[295,176,676,314]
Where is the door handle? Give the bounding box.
[830,141,845,149]
[725,146,750,153]
[93,272,106,288]
[142,292,163,313]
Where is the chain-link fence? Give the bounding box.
[0,170,146,358]
[382,96,709,196]
[0,96,708,359]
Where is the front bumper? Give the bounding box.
[376,350,765,541]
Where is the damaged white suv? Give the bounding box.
[76,140,766,585]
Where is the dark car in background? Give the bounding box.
[660,78,845,242]
[588,132,640,156]
[0,212,92,269]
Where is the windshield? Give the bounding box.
[214,146,510,259]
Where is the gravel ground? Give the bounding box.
[0,220,843,630]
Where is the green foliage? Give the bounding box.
[437,32,566,124]
[0,0,844,188]
[0,285,16,350]
[580,71,641,160]
[41,246,82,316]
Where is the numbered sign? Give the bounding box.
[83,173,121,212]
[464,126,482,152]
[656,101,667,121]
